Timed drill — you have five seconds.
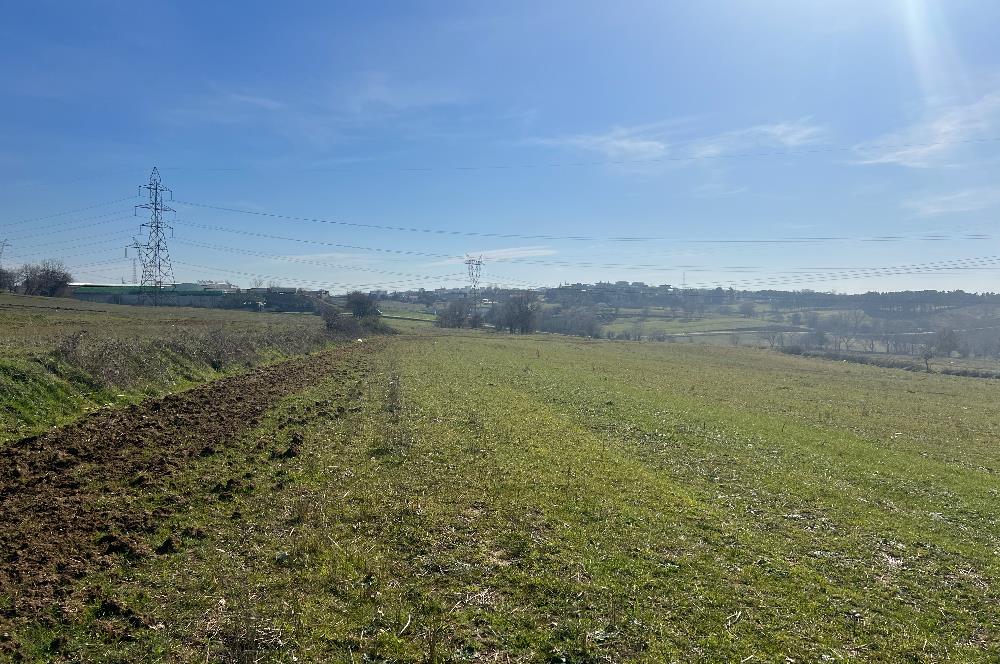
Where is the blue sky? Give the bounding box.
[2,0,1000,293]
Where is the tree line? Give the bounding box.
[0,260,72,297]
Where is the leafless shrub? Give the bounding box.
[322,309,362,337]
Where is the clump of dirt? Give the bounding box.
[0,341,378,642]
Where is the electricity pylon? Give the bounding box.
[134,168,175,305]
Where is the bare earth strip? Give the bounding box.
[0,341,379,639]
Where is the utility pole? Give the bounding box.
[465,254,484,327]
[134,167,175,305]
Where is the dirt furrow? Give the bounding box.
[0,341,377,626]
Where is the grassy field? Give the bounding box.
[20,325,998,661]
[379,302,438,321]
[601,314,777,336]
[0,293,330,444]
[380,307,437,322]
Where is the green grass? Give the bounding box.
[601,314,772,335]
[0,293,331,445]
[37,329,1000,661]
[380,307,437,321]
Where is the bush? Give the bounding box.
[322,310,362,336]
[359,315,396,335]
[346,291,378,317]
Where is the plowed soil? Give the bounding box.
[0,341,377,637]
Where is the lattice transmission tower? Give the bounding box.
[125,237,143,286]
[465,254,483,325]
[134,167,176,305]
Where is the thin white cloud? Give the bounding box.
[477,246,557,261]
[693,180,749,198]
[854,92,1000,167]
[534,117,827,163]
[903,187,1000,216]
[163,89,289,127]
[163,76,466,148]
[274,251,370,262]
[691,118,827,158]
[342,72,464,114]
[531,118,698,161]
[535,127,667,161]
[428,245,556,267]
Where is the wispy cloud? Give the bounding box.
[690,118,827,158]
[274,251,370,263]
[477,246,557,261]
[534,117,826,163]
[531,118,695,161]
[534,127,666,161]
[162,75,466,148]
[854,92,1000,167]
[342,71,464,114]
[430,245,556,266]
[903,187,1000,216]
[163,89,291,127]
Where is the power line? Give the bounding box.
[2,195,140,229]
[173,198,994,246]
[10,232,137,255]
[170,214,998,280]
[173,238,467,282]
[174,199,635,241]
[173,231,1000,293]
[4,214,136,243]
[172,218,457,259]
[171,259,514,292]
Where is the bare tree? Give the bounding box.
[0,267,17,292]
[759,330,784,348]
[497,291,539,334]
[436,300,471,328]
[933,328,959,357]
[20,261,72,297]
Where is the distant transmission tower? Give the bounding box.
[465,254,483,324]
[125,237,143,285]
[134,167,175,304]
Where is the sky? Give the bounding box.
[2,0,1000,294]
